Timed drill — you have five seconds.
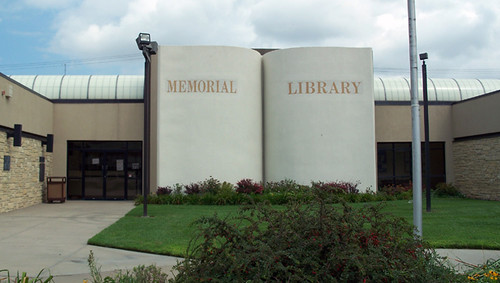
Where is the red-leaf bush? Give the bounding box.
[235,179,263,194]
[379,182,413,200]
[184,183,202,195]
[172,199,462,282]
[312,180,360,194]
[156,186,172,195]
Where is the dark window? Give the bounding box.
[377,142,446,189]
[3,156,10,171]
[39,157,45,182]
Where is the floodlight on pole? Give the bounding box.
[420,52,431,213]
[136,32,158,217]
[136,33,151,48]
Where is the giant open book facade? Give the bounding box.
[155,46,376,191]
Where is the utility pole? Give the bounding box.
[407,0,423,237]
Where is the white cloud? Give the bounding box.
[47,0,258,58]
[40,0,500,77]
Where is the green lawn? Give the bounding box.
[88,198,500,257]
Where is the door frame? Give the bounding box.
[83,150,127,200]
[66,141,142,200]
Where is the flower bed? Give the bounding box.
[136,178,415,206]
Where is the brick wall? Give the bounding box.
[0,131,53,213]
[453,135,500,200]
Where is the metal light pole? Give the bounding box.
[420,52,431,212]
[136,33,158,217]
[407,0,423,237]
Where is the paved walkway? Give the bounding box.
[1,201,499,282]
[0,201,180,282]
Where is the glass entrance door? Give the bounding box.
[105,152,126,199]
[127,152,142,200]
[67,141,142,200]
[85,152,105,199]
[84,152,126,199]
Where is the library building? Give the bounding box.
[1,46,500,213]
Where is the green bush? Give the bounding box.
[87,250,169,283]
[433,182,465,198]
[171,199,463,282]
[378,183,413,200]
[263,179,304,194]
[199,177,222,194]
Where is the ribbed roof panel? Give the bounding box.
[430,79,461,101]
[373,78,385,101]
[380,77,410,101]
[8,75,500,102]
[478,79,500,93]
[8,75,37,90]
[33,75,64,99]
[60,76,90,99]
[117,75,143,99]
[89,75,116,99]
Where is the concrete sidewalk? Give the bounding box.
[436,248,500,272]
[0,201,180,282]
[1,201,499,282]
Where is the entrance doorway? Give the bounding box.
[67,141,142,200]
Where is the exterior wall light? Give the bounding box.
[7,124,22,146]
[42,134,54,152]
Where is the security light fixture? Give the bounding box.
[419,53,428,61]
[136,33,158,55]
[136,33,151,50]
[136,33,151,46]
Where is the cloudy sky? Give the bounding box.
[0,0,499,78]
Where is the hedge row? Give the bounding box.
[135,178,415,206]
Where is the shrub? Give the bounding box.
[311,180,360,194]
[157,186,173,195]
[87,250,169,283]
[379,182,412,197]
[434,182,464,198]
[263,179,303,194]
[171,199,462,282]
[214,182,240,205]
[236,179,263,194]
[199,177,222,194]
[184,183,202,195]
[135,178,423,206]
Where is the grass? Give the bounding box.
[88,197,500,257]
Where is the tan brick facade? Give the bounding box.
[453,135,500,200]
[0,131,52,213]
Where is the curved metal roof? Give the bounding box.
[9,75,500,101]
[373,77,500,101]
[9,75,143,100]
